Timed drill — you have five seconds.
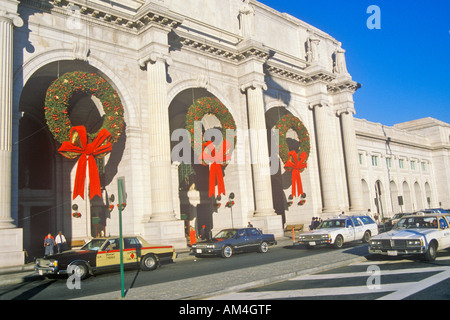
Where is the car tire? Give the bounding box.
[71,262,89,280]
[424,241,437,262]
[258,241,269,253]
[333,235,344,249]
[362,231,371,243]
[221,245,233,258]
[141,254,158,271]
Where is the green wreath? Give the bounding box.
[44,71,125,144]
[276,114,310,164]
[185,97,236,158]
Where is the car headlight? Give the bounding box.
[370,240,382,246]
[49,260,58,267]
[206,245,215,249]
[407,239,423,246]
[321,234,331,239]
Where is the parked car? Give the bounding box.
[415,208,449,214]
[369,214,450,261]
[35,236,176,280]
[298,216,379,249]
[384,213,410,229]
[191,227,277,258]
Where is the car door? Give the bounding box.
[344,219,355,242]
[234,229,250,252]
[96,238,121,268]
[247,228,261,250]
[123,237,140,265]
[438,217,450,249]
[352,218,365,240]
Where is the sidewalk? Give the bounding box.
[0,235,370,299]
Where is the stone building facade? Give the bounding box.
[0,0,448,267]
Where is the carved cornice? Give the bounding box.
[22,0,182,32]
[327,80,361,94]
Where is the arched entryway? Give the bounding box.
[169,87,236,238]
[17,60,126,258]
[265,106,311,226]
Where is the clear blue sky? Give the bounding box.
[259,0,450,126]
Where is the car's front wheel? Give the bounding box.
[70,262,89,280]
[221,245,233,258]
[333,235,344,249]
[424,241,437,262]
[141,254,158,271]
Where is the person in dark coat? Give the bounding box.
[199,225,207,241]
[44,233,55,256]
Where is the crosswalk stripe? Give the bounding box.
[352,256,450,266]
[378,268,450,300]
[207,258,450,300]
[209,283,406,300]
[289,266,449,281]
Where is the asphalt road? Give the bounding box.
[1,242,448,300]
[0,242,334,300]
[210,250,450,300]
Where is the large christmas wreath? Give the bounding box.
[185,97,236,157]
[276,114,310,164]
[44,71,125,145]
[185,97,236,197]
[276,114,310,198]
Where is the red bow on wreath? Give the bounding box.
[199,140,232,198]
[284,150,307,198]
[58,126,112,200]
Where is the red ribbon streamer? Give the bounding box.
[200,140,232,198]
[58,126,112,200]
[284,150,307,197]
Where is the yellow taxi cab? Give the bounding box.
[35,236,176,280]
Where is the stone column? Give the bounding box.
[0,7,22,229]
[241,81,283,237]
[339,108,365,212]
[140,52,186,248]
[143,52,175,222]
[0,1,24,267]
[241,81,275,217]
[309,102,339,213]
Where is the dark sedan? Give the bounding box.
[191,227,277,258]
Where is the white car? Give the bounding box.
[369,214,450,261]
[298,216,379,249]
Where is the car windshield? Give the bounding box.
[214,229,237,239]
[318,219,346,228]
[392,214,404,219]
[81,239,107,251]
[395,216,438,229]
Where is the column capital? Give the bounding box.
[336,107,356,117]
[138,52,172,68]
[0,10,23,28]
[308,100,329,110]
[240,80,267,93]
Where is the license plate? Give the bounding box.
[387,250,398,256]
[309,241,316,246]
[196,249,202,253]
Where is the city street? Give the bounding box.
[210,251,450,300]
[1,240,449,300]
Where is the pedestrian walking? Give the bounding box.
[199,225,207,241]
[44,233,55,257]
[189,226,197,246]
[55,231,67,253]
